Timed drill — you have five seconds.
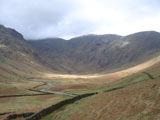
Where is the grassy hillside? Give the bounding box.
[48,77,160,120]
[42,63,160,120]
[0,25,52,82]
[0,25,62,118]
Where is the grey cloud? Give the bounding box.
[0,0,79,39]
[0,0,160,39]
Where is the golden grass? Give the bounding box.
[39,55,160,86]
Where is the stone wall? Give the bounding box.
[4,112,34,120]
[25,93,97,120]
[0,93,50,98]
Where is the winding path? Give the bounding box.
[31,82,78,97]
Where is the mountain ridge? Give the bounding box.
[1,24,160,74]
[29,31,160,74]
[0,25,52,82]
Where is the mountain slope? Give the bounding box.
[0,25,51,82]
[1,24,160,75]
[29,31,160,74]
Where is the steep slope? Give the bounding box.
[1,24,160,75]
[29,31,160,74]
[0,25,50,82]
[28,38,70,73]
[29,35,122,73]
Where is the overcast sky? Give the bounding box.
[0,0,160,39]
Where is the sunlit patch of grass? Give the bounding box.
[104,73,151,92]
[61,72,152,95]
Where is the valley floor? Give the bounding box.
[1,56,160,120]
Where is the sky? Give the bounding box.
[0,0,160,39]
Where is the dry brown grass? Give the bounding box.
[1,55,160,120]
[37,55,160,89]
[46,77,160,120]
[48,84,97,92]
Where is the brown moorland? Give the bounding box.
[44,76,160,120]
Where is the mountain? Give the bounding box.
[29,31,160,74]
[1,24,160,75]
[0,25,50,82]
[1,25,160,120]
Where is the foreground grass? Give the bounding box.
[0,95,69,113]
[0,71,154,119]
[43,71,156,120]
[57,77,160,120]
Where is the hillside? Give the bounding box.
[1,25,160,75]
[0,25,51,83]
[46,77,160,120]
[42,60,160,120]
[29,31,160,74]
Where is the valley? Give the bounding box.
[1,25,160,119]
[1,55,160,120]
